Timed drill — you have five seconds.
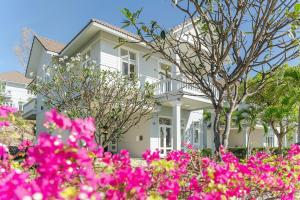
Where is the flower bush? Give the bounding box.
[0,106,300,199]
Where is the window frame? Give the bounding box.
[119,47,139,78]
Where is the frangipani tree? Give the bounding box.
[30,55,158,147]
[122,0,300,151]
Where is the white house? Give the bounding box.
[0,71,34,112]
[23,19,295,157]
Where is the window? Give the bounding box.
[18,102,24,112]
[136,135,143,141]
[180,120,185,148]
[4,101,13,107]
[159,118,172,125]
[83,50,91,62]
[82,50,91,66]
[0,82,5,92]
[193,122,200,144]
[121,49,137,78]
[27,89,33,95]
[110,138,118,152]
[266,136,274,147]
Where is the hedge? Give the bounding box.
[228,147,290,159]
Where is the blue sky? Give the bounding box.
[0,0,184,73]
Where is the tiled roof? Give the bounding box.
[0,71,32,84]
[91,19,140,40]
[36,35,65,53]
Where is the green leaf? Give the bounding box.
[295,3,300,13]
[141,25,149,33]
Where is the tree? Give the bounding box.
[282,66,300,142]
[30,55,158,147]
[14,27,34,68]
[247,66,299,151]
[233,105,262,157]
[121,0,300,151]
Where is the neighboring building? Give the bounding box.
[24,19,295,157]
[0,71,34,112]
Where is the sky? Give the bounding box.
[0,0,184,73]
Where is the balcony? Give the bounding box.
[22,98,37,120]
[155,75,204,97]
[139,74,216,110]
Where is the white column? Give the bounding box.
[171,54,181,92]
[172,100,181,150]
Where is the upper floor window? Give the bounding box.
[82,50,91,66]
[0,82,6,92]
[121,49,137,78]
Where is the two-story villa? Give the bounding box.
[24,19,295,157]
[0,71,34,112]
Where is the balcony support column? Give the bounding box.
[172,100,181,150]
[171,54,181,92]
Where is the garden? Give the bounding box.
[1,106,300,199]
[1,0,300,199]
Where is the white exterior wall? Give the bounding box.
[35,50,52,134]
[118,116,152,158]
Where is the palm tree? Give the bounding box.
[233,105,262,158]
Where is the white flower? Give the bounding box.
[32,193,43,200]
[78,193,88,200]
[22,196,32,200]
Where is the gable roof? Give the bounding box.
[0,71,32,84]
[35,35,65,53]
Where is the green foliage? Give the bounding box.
[247,65,300,149]
[229,147,291,159]
[200,148,212,157]
[228,147,248,159]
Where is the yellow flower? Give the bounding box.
[60,186,78,199]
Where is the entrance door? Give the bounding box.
[159,117,172,157]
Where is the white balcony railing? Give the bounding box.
[152,74,219,99]
[154,74,203,96]
[23,98,37,116]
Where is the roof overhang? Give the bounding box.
[60,20,141,56]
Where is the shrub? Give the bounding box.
[200,148,212,157]
[0,106,300,199]
[228,147,247,159]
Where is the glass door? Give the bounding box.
[159,117,172,157]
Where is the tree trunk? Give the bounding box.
[297,105,300,142]
[222,112,232,149]
[277,134,283,153]
[213,111,222,153]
